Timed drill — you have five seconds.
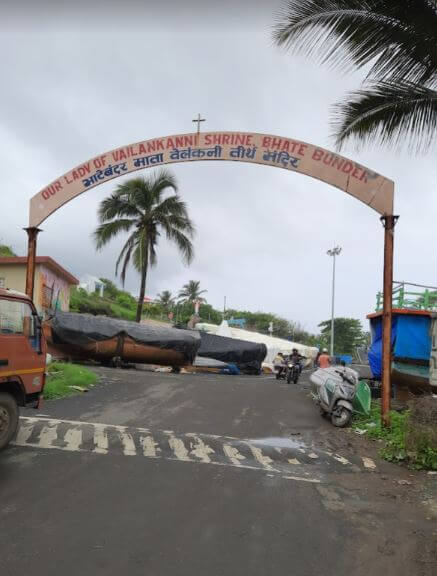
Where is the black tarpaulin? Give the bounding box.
[197,331,267,374]
[50,311,201,361]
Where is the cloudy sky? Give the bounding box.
[1,0,436,333]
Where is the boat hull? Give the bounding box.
[44,312,201,367]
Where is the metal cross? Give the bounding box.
[192,113,206,136]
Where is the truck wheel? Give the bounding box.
[0,393,19,451]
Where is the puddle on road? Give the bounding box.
[249,436,306,450]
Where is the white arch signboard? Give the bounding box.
[29,131,393,226]
[26,131,396,424]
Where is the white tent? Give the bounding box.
[196,320,318,369]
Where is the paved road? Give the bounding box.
[1,368,435,576]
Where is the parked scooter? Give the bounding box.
[310,365,370,427]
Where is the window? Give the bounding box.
[0,298,34,335]
[0,277,5,288]
[0,298,40,352]
[42,284,54,309]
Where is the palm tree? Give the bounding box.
[94,169,195,322]
[178,280,207,303]
[273,0,437,152]
[156,290,175,312]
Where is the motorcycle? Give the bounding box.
[286,361,300,384]
[310,366,370,427]
[275,359,301,384]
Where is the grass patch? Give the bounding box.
[44,362,98,400]
[353,402,437,470]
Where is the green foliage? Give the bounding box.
[156,290,175,312]
[332,80,437,153]
[224,309,316,345]
[94,169,195,322]
[273,0,437,152]
[318,317,367,355]
[100,278,119,299]
[353,403,437,470]
[70,287,136,321]
[142,302,168,320]
[178,280,207,303]
[116,292,136,308]
[199,303,222,325]
[45,362,97,399]
[0,244,16,257]
[169,301,220,326]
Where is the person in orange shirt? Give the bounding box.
[318,348,331,369]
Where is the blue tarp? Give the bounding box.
[394,315,431,360]
[368,316,397,378]
[368,314,431,378]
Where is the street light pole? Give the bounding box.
[327,246,342,357]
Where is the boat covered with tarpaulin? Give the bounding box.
[197,331,267,374]
[367,308,431,393]
[44,311,201,366]
[196,320,318,370]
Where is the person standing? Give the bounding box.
[318,348,331,369]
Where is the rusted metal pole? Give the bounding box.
[24,227,41,300]
[381,215,398,427]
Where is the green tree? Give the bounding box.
[94,169,195,322]
[156,290,175,313]
[178,280,207,303]
[290,321,319,346]
[0,244,16,257]
[173,300,222,327]
[318,317,367,355]
[100,278,119,299]
[273,0,437,152]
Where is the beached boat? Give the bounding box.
[44,311,201,366]
[368,282,436,394]
[197,331,267,374]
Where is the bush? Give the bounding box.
[70,287,136,320]
[116,292,136,308]
[406,397,437,470]
[353,401,437,470]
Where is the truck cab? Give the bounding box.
[0,288,46,450]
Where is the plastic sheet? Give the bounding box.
[49,312,201,364]
[197,331,267,374]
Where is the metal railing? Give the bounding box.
[376,281,437,311]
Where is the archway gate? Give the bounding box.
[26,131,397,423]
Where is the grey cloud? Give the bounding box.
[1,3,436,334]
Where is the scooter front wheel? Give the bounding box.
[331,407,352,428]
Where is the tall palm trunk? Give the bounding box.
[136,249,148,323]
